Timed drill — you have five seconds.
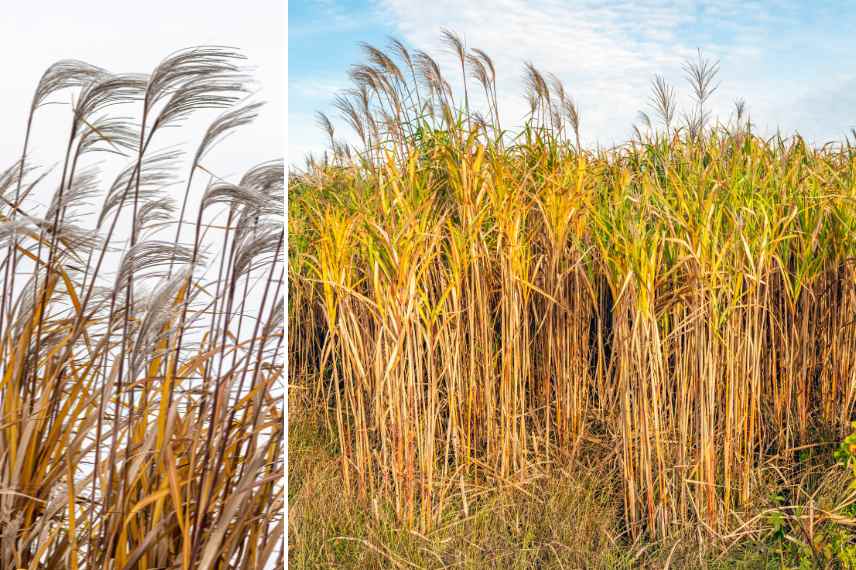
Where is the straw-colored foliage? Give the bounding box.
[289,33,856,566]
[0,48,284,568]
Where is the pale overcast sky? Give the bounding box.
[289,0,856,165]
[1,0,283,197]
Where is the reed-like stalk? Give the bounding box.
[0,48,283,568]
[290,35,856,541]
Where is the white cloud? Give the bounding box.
[289,1,856,165]
[288,112,327,168]
[336,0,856,148]
[287,76,353,167]
[374,0,800,146]
[289,77,351,101]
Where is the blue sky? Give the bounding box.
[288,0,856,166]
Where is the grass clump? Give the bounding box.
[0,48,283,567]
[289,32,856,567]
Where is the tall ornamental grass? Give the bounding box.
[289,33,856,539]
[0,48,284,568]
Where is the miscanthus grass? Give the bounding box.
[0,48,284,568]
[289,31,856,549]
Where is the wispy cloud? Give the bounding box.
[288,76,353,167]
[290,0,386,38]
[289,76,350,100]
[288,1,856,162]
[288,111,326,167]
[377,0,801,145]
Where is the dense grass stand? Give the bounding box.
[289,33,856,568]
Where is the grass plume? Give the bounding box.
[0,47,283,568]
